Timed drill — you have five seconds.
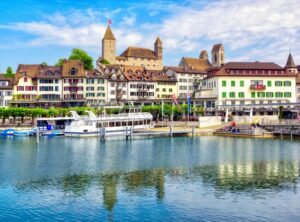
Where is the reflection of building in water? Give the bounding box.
[217,160,299,189]
[123,169,165,201]
[62,174,92,196]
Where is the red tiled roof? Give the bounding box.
[0,74,14,89]
[119,47,158,60]
[211,43,223,53]
[224,61,283,70]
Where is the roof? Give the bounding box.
[199,50,208,59]
[86,69,106,79]
[180,57,212,71]
[155,37,162,45]
[122,65,152,81]
[285,53,297,68]
[62,60,86,77]
[211,43,223,53]
[14,64,42,84]
[103,25,116,40]
[98,65,127,82]
[0,74,14,89]
[38,66,62,79]
[164,66,207,74]
[119,47,158,60]
[224,61,283,70]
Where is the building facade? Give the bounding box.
[0,75,13,107]
[195,60,298,114]
[98,26,163,70]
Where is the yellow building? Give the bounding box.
[98,26,163,70]
[151,70,177,99]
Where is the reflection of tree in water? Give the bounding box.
[62,174,92,196]
[100,174,119,211]
[122,169,165,201]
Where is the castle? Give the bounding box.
[98,26,163,70]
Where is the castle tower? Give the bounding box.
[154,37,163,60]
[102,25,116,64]
[285,52,297,74]
[199,50,208,60]
[211,43,225,68]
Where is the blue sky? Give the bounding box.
[0,0,299,72]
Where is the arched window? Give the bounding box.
[214,54,217,62]
[70,68,77,75]
[46,70,53,76]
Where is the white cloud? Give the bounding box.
[1,0,300,66]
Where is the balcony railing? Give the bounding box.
[250,84,266,90]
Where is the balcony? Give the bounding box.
[250,84,266,90]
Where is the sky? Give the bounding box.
[0,0,300,72]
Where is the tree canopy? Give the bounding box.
[55,58,66,67]
[4,66,15,78]
[68,48,94,70]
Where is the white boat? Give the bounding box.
[64,110,153,137]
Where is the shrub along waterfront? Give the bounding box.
[0,105,204,125]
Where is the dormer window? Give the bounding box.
[70,68,77,75]
[54,70,60,76]
[24,77,28,82]
[46,70,53,76]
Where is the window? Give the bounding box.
[240,80,244,87]
[266,92,273,97]
[284,81,291,86]
[231,81,235,87]
[275,81,282,86]
[70,68,77,75]
[24,77,28,82]
[267,81,272,87]
[284,92,291,97]
[169,88,172,92]
[257,92,265,98]
[222,80,226,87]
[229,92,235,98]
[222,92,226,98]
[251,92,255,98]
[238,92,244,98]
[275,92,283,97]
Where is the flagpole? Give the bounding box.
[171,101,174,128]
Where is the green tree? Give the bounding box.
[68,48,94,70]
[55,58,66,67]
[5,66,15,78]
[100,58,110,65]
[41,61,48,66]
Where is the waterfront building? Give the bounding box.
[0,75,13,107]
[150,70,177,100]
[296,73,300,103]
[11,64,40,107]
[37,65,63,107]
[98,26,163,70]
[86,70,107,106]
[195,54,298,115]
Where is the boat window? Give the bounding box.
[128,121,132,126]
[134,121,139,125]
[96,122,102,128]
[83,130,88,132]
[116,122,121,126]
[122,122,127,126]
[147,120,150,124]
[103,122,109,127]
[139,121,143,125]
[109,122,115,127]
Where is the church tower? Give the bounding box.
[285,52,297,74]
[102,25,116,64]
[154,37,163,60]
[211,43,225,68]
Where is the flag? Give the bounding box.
[187,94,191,114]
[108,19,112,25]
[172,94,182,112]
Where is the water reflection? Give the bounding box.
[12,160,300,212]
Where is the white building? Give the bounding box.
[0,75,13,107]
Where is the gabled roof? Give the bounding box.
[180,57,212,71]
[119,47,158,60]
[14,64,42,84]
[199,50,208,59]
[0,74,14,89]
[62,60,86,77]
[38,66,62,79]
[285,53,297,68]
[103,25,116,40]
[164,66,207,74]
[211,43,223,53]
[155,37,162,45]
[224,61,283,70]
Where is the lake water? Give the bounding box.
[0,136,299,222]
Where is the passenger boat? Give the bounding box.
[64,110,153,137]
